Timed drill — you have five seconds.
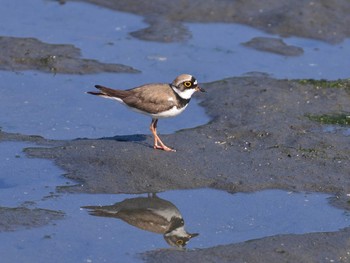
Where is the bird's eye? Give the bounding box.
[176,239,184,246]
[183,81,192,88]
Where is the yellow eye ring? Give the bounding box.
[176,240,184,245]
[183,81,192,88]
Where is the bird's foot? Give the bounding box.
[154,144,176,152]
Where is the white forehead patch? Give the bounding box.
[193,80,198,85]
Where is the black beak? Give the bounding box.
[196,86,206,92]
[189,233,199,238]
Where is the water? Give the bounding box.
[2,189,349,263]
[0,142,349,262]
[320,125,350,136]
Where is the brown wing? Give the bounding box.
[123,84,177,114]
[115,209,171,234]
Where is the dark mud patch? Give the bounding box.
[129,17,191,43]
[0,206,64,232]
[65,0,350,44]
[0,36,140,74]
[141,227,350,263]
[0,130,61,147]
[242,37,304,56]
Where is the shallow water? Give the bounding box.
[320,125,350,136]
[0,142,349,262]
[2,189,349,263]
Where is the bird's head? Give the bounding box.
[171,74,205,100]
[164,230,199,248]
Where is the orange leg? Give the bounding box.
[150,119,175,152]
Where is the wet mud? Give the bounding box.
[66,0,350,44]
[3,76,350,262]
[0,206,64,232]
[20,77,350,204]
[0,36,139,74]
[242,37,304,56]
[142,227,350,263]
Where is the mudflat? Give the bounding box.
[1,0,350,262]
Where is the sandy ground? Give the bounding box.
[1,0,350,262]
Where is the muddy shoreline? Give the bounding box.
[1,0,350,262]
[2,76,350,262]
[17,77,350,202]
[67,0,350,44]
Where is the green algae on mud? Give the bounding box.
[300,78,350,126]
[299,79,350,90]
[306,113,350,126]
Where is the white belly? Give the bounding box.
[129,105,188,118]
[150,105,188,118]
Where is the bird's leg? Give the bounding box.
[150,119,176,152]
[151,119,159,148]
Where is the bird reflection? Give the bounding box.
[82,194,198,247]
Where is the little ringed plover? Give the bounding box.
[87,74,205,152]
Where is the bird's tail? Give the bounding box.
[82,205,120,218]
[87,85,129,99]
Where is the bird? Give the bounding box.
[82,194,199,247]
[87,74,205,152]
